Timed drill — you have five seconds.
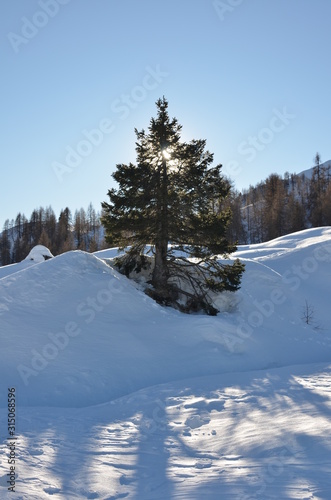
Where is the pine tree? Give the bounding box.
[101,97,244,315]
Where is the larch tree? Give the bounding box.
[101,97,244,315]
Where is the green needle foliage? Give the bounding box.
[101,97,244,314]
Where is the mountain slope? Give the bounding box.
[297,159,331,179]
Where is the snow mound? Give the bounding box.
[24,245,54,263]
[0,229,331,498]
[0,245,54,280]
[0,229,331,409]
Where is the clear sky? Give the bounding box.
[1,0,331,228]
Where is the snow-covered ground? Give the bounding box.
[297,159,331,180]
[0,228,331,499]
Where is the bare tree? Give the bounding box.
[301,300,324,331]
[302,299,315,325]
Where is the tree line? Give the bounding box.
[0,203,105,266]
[224,153,331,244]
[2,154,330,267]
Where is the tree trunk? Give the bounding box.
[153,238,168,289]
[152,157,169,295]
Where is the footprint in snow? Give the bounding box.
[29,448,44,456]
[195,458,212,469]
[79,488,99,499]
[185,414,210,429]
[104,493,129,499]
[120,475,136,486]
[43,486,61,495]
[184,400,225,412]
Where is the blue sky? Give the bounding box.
[1,0,331,228]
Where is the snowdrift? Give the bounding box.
[0,228,331,408]
[0,228,331,498]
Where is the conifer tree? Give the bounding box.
[101,97,244,314]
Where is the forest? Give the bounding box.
[224,155,331,244]
[0,203,104,265]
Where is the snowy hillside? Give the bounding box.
[0,228,331,499]
[297,159,331,179]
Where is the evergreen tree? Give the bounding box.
[102,97,244,314]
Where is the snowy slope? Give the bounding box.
[297,159,331,179]
[0,228,331,499]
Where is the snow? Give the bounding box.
[1,228,331,499]
[24,245,54,263]
[0,246,54,280]
[297,159,331,180]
